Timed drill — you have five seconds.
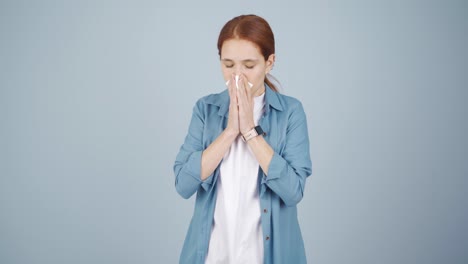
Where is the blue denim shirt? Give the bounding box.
[174,84,312,264]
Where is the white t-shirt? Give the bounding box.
[205,92,266,264]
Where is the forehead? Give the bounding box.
[220,38,263,60]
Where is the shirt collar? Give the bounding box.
[206,83,284,117]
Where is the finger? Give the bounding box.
[229,85,238,108]
[240,74,252,101]
[226,74,234,90]
[228,74,236,91]
[230,74,237,91]
[236,86,241,106]
[228,85,233,104]
[237,75,249,104]
[230,79,240,110]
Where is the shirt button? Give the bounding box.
[263,209,268,213]
[266,236,270,241]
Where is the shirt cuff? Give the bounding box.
[187,150,214,192]
[264,152,284,181]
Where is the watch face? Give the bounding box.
[255,126,264,135]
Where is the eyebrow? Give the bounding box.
[221,58,259,63]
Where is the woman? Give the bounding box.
[173,14,312,264]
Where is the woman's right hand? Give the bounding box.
[226,74,240,136]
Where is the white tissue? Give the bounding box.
[225,76,253,88]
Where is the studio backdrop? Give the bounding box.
[1,1,467,264]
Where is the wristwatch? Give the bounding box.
[241,125,265,142]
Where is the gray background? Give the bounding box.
[1,0,467,263]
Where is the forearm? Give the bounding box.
[246,135,274,175]
[201,129,238,180]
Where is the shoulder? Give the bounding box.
[276,92,306,114]
[274,92,309,131]
[193,89,228,108]
[277,93,303,106]
[190,89,229,119]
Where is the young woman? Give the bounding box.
[174,14,312,264]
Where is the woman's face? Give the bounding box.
[220,38,275,97]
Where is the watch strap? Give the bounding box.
[241,125,265,142]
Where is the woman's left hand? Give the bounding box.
[236,74,256,135]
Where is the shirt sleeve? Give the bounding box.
[261,101,313,206]
[173,99,215,199]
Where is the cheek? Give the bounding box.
[249,69,265,83]
[221,68,232,80]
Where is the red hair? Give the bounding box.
[217,14,280,92]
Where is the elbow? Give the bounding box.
[175,179,196,199]
[173,162,195,199]
[174,166,197,199]
[173,151,204,199]
[282,190,304,207]
[283,167,311,207]
[176,186,193,199]
[281,177,306,207]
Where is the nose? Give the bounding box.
[233,66,244,76]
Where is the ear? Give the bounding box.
[265,54,276,74]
